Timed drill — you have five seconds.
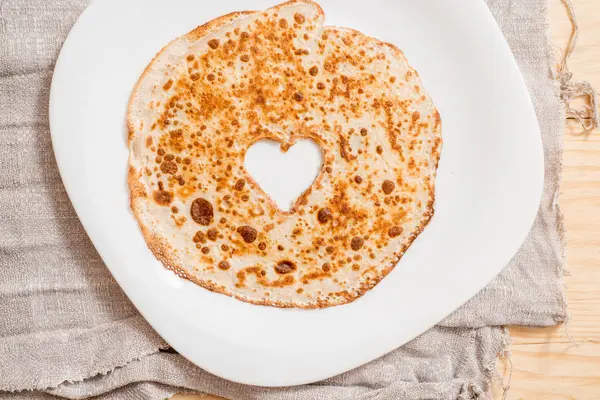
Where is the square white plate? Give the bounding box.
[50,0,543,387]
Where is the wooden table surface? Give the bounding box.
[175,1,600,398]
[499,0,600,398]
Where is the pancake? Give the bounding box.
[127,0,442,308]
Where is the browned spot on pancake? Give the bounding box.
[162,79,173,90]
[309,66,318,76]
[322,263,331,272]
[208,38,220,49]
[218,260,231,270]
[258,242,267,250]
[190,198,213,225]
[279,18,288,29]
[301,269,330,282]
[237,225,257,243]
[275,260,296,274]
[382,180,395,195]
[338,135,355,162]
[354,175,363,184]
[160,160,178,174]
[408,158,416,171]
[237,265,295,288]
[388,226,403,238]
[207,228,218,241]
[153,190,172,206]
[294,13,305,24]
[350,236,364,251]
[193,231,206,243]
[172,215,187,227]
[234,179,246,191]
[317,207,332,223]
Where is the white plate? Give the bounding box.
[50,0,543,387]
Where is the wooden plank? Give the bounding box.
[498,341,600,399]
[501,0,600,397]
[509,124,600,347]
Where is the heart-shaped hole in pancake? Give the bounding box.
[244,139,323,212]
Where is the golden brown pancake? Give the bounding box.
[127,0,442,308]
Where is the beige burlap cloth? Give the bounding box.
[1,0,596,398]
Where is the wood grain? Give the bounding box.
[498,0,600,398]
[174,1,600,399]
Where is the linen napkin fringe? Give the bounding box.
[0,316,168,393]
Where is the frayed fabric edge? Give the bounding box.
[0,318,171,394]
[544,0,570,327]
[555,0,600,134]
